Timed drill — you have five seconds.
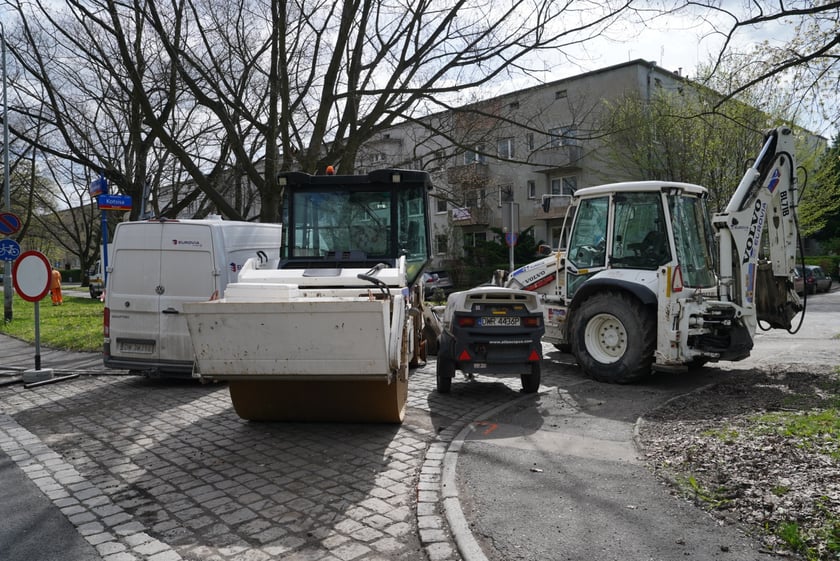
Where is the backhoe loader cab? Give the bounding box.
[183,169,433,423]
[564,182,717,299]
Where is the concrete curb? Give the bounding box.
[436,389,546,561]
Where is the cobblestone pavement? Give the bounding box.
[0,350,571,561]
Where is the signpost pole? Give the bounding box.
[508,201,515,273]
[34,300,41,370]
[96,174,109,291]
[2,23,12,322]
[504,202,519,273]
[12,250,52,380]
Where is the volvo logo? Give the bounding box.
[742,200,766,264]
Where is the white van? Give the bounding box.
[104,217,283,377]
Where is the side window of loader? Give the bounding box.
[567,196,608,269]
[398,185,429,286]
[611,192,670,270]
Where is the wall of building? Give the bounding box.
[358,59,687,270]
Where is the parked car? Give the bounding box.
[422,269,455,296]
[796,265,832,294]
[792,267,805,295]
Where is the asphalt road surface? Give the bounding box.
[454,287,839,561]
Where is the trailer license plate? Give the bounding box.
[119,341,155,354]
[480,316,520,327]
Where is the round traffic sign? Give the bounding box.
[0,238,21,261]
[0,212,22,236]
[12,250,52,302]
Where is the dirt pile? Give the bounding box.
[638,366,840,560]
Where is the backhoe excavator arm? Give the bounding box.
[712,126,801,331]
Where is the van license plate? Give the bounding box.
[120,342,154,354]
[479,316,520,327]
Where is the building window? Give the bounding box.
[548,127,562,148]
[498,185,513,207]
[527,180,536,199]
[551,176,577,196]
[509,100,520,110]
[464,231,487,247]
[464,189,486,208]
[435,196,447,214]
[435,234,448,255]
[463,145,486,165]
[526,132,535,151]
[548,126,578,148]
[430,149,447,170]
[497,137,515,159]
[555,89,567,99]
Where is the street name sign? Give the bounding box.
[98,194,133,211]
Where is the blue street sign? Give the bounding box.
[89,177,108,197]
[0,238,21,261]
[98,194,133,211]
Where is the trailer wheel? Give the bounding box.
[571,292,655,383]
[436,352,455,393]
[521,361,541,393]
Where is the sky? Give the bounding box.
[532,7,834,138]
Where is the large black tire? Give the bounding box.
[521,361,541,393]
[436,351,455,393]
[570,292,655,383]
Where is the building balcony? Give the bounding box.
[532,195,572,220]
[450,205,492,226]
[529,145,582,170]
[446,163,489,186]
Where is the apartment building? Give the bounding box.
[355,59,688,270]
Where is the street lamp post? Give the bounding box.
[2,22,13,322]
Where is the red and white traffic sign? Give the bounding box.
[0,212,22,236]
[12,250,52,302]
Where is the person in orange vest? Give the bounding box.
[50,268,63,305]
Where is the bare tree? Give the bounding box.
[1,0,243,219]
[661,1,840,133]
[2,0,635,224]
[32,158,105,277]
